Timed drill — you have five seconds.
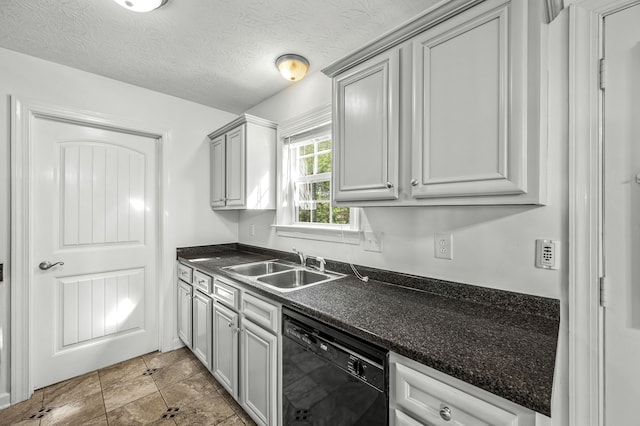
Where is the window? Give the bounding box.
[288,125,350,226]
[275,106,360,243]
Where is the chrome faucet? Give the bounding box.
[293,248,306,266]
[314,256,326,272]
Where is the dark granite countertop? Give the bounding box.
[177,244,559,416]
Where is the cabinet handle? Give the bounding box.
[439,406,452,421]
[228,322,233,327]
[386,182,393,189]
[410,179,419,187]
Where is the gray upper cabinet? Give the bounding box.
[323,0,549,206]
[208,114,277,210]
[333,48,400,202]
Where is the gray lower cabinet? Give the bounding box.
[178,263,281,426]
[212,301,239,399]
[177,279,193,348]
[240,317,278,426]
[210,276,280,426]
[390,352,535,426]
[192,290,213,370]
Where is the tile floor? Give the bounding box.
[0,347,257,426]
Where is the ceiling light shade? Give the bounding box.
[276,54,310,82]
[112,0,168,13]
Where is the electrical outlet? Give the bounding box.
[434,233,453,260]
[363,231,383,252]
[249,224,255,237]
[535,239,559,269]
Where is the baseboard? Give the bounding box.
[165,336,184,353]
[0,391,11,410]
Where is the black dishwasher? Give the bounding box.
[282,307,388,426]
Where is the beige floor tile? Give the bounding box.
[79,414,108,425]
[102,374,158,412]
[215,388,257,426]
[237,410,258,426]
[0,389,44,424]
[0,348,226,425]
[43,372,101,408]
[172,394,234,426]
[99,356,148,389]
[152,357,199,390]
[217,415,246,426]
[40,392,105,426]
[4,420,41,426]
[160,371,219,407]
[143,347,193,369]
[106,392,168,426]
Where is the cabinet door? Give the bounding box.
[177,280,192,348]
[333,48,400,202]
[225,125,246,207]
[210,135,227,208]
[192,291,212,370]
[411,0,525,199]
[212,302,239,399]
[240,319,278,426]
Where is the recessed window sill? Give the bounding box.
[272,224,362,245]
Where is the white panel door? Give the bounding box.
[603,5,640,425]
[241,319,277,426]
[32,117,158,388]
[177,280,192,348]
[225,126,246,207]
[210,135,226,208]
[213,302,239,399]
[411,0,524,198]
[192,290,212,370]
[333,48,400,202]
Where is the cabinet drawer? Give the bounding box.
[193,270,213,294]
[393,361,529,426]
[214,278,240,310]
[177,263,193,283]
[242,292,279,333]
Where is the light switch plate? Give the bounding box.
[363,231,383,252]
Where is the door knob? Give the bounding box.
[39,261,64,270]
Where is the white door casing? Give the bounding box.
[568,1,640,426]
[10,98,169,403]
[602,4,640,424]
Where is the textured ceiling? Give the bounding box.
[0,0,439,113]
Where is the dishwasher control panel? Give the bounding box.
[284,316,385,391]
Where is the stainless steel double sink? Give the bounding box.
[222,260,343,292]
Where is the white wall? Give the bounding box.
[0,47,238,404]
[243,67,565,299]
[242,14,569,425]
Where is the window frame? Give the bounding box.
[274,105,361,244]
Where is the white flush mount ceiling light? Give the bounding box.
[112,0,168,13]
[276,54,310,82]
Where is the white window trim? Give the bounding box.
[274,104,361,244]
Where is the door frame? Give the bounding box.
[10,96,171,403]
[568,1,640,425]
